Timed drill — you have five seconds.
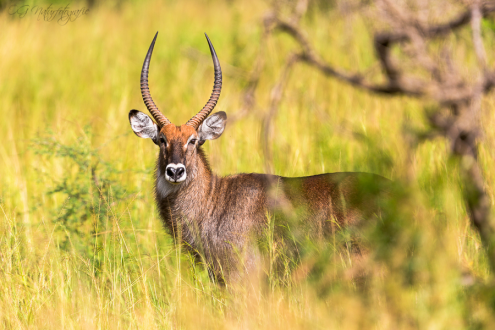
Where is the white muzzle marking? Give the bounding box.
[165,163,187,184]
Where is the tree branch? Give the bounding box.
[254,0,495,275]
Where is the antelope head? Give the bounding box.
[129,32,226,185]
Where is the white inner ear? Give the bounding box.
[130,112,153,133]
[198,112,226,141]
[129,111,158,143]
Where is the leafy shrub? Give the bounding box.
[32,127,140,268]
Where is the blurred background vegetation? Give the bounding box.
[1,0,495,328]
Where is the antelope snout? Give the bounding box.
[165,164,186,183]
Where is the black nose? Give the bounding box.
[166,167,185,181]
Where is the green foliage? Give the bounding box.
[482,17,495,33]
[31,127,139,266]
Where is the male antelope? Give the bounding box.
[129,33,389,283]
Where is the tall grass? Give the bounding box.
[1,0,495,328]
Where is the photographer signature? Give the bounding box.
[9,2,90,25]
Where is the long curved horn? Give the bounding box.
[186,33,222,129]
[141,32,171,127]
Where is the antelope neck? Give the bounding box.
[159,147,215,202]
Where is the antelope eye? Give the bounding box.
[189,139,197,145]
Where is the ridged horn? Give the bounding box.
[141,32,170,127]
[186,33,222,129]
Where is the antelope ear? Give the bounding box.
[198,111,227,143]
[129,110,159,145]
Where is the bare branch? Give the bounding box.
[471,1,488,72]
[426,1,495,37]
[292,0,308,24]
[262,53,299,174]
[231,12,277,123]
[251,0,495,275]
[233,0,308,123]
[276,16,426,96]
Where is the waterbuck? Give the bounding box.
[129,33,389,283]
